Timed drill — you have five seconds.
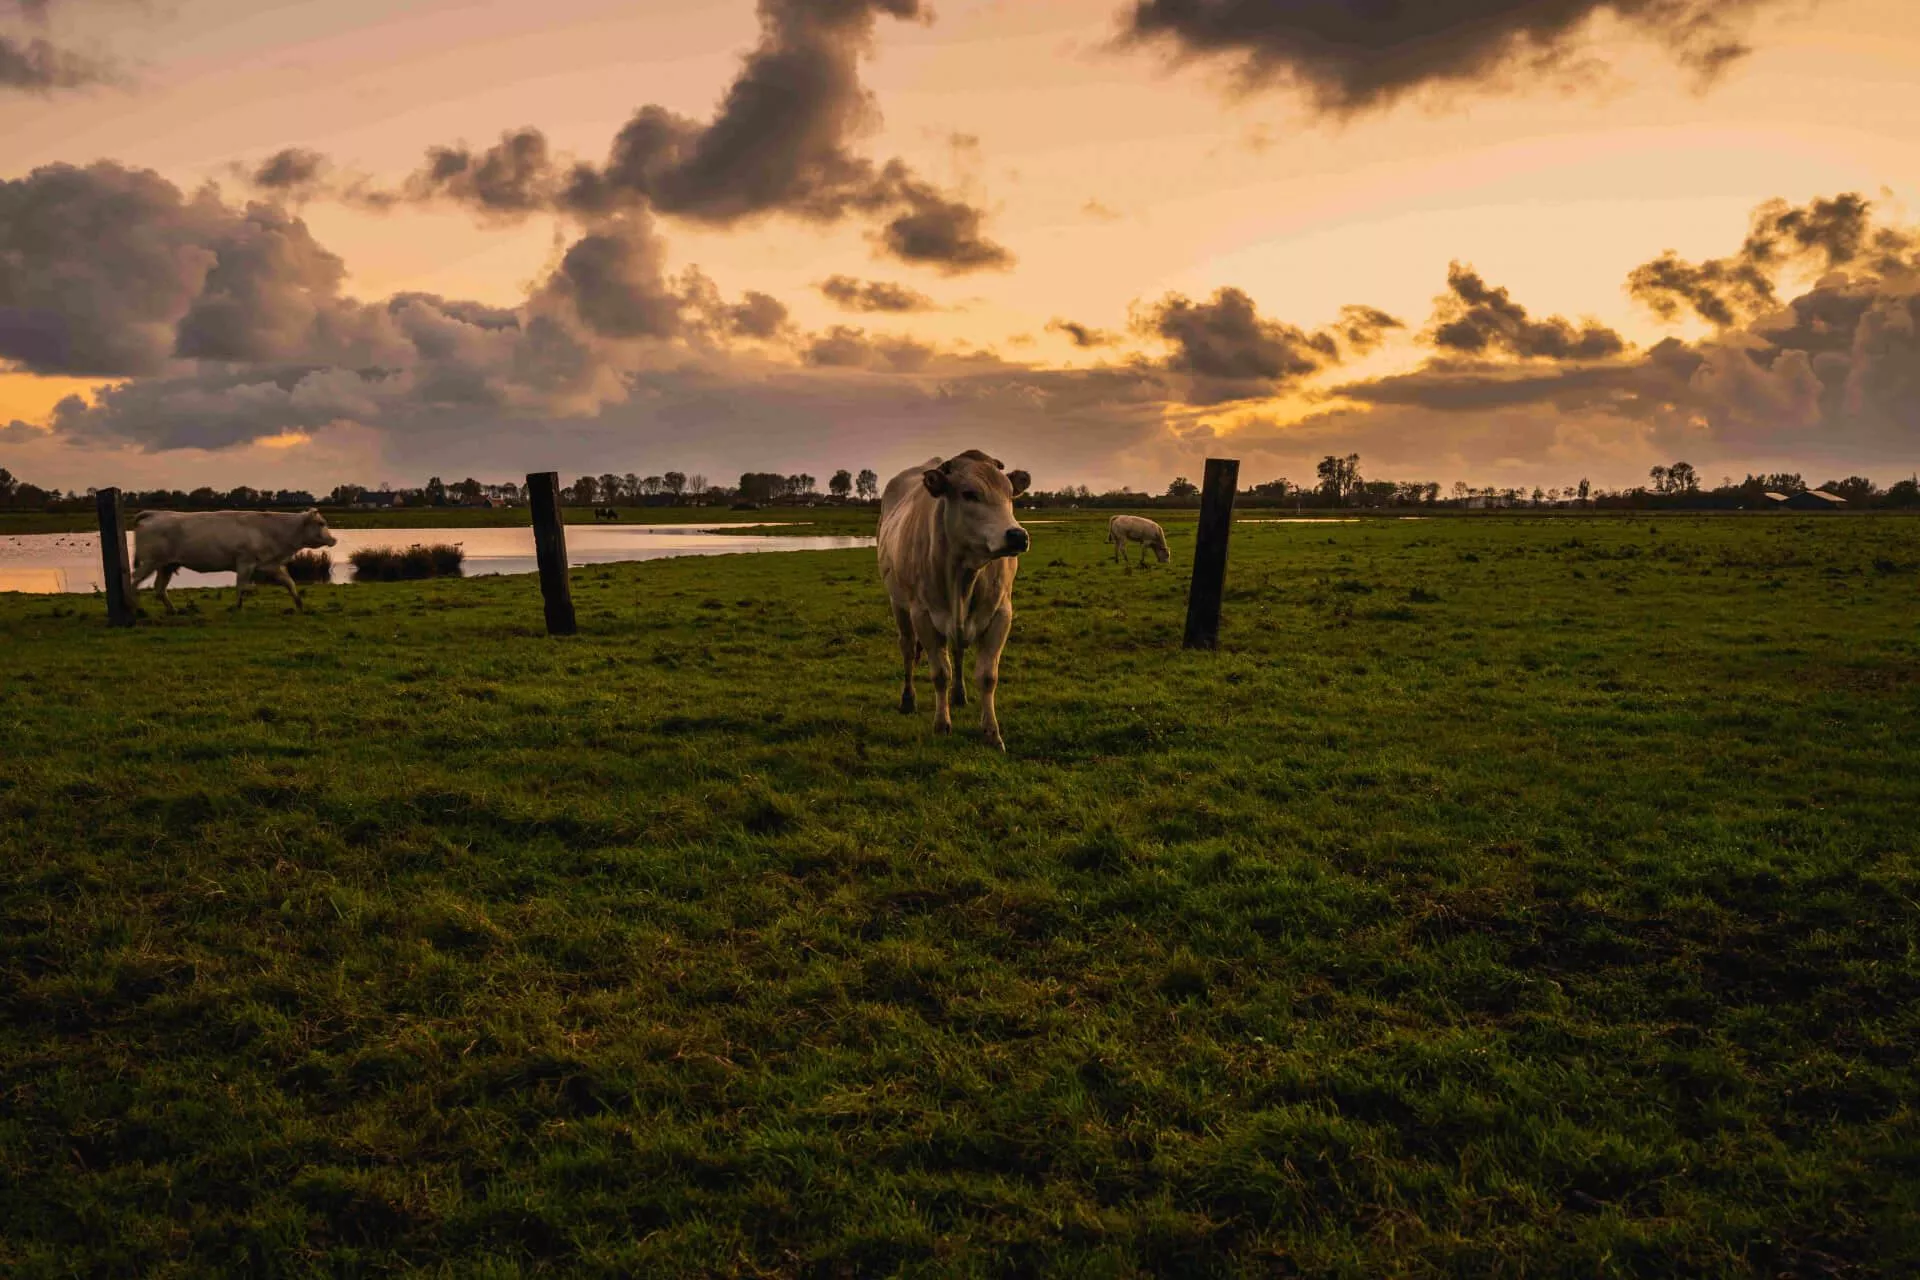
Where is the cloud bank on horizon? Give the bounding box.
[3,0,1918,492]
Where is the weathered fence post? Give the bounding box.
[95,487,136,627]
[526,471,576,637]
[1182,457,1239,650]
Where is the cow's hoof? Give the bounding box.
[899,692,916,714]
[934,719,952,735]
[983,732,1005,752]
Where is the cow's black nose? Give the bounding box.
[1005,528,1030,554]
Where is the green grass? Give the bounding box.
[2,514,1917,1277]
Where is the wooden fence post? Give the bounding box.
[526,471,577,636]
[95,487,136,627]
[1182,457,1239,650]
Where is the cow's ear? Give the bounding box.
[1007,469,1031,496]
[992,457,1005,470]
[922,468,951,497]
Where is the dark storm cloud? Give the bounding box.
[871,173,1012,273]
[408,129,562,219]
[1429,263,1625,359]
[0,162,412,376]
[385,292,520,332]
[0,32,110,90]
[1145,286,1331,381]
[675,267,795,341]
[1,1,119,93]
[726,291,792,339]
[819,273,935,312]
[803,324,933,372]
[0,162,239,375]
[1048,318,1117,347]
[1135,286,1400,403]
[380,0,1012,271]
[1628,193,1918,327]
[1624,251,1772,328]
[171,202,404,365]
[250,147,329,194]
[534,214,683,341]
[234,147,399,210]
[1117,0,1785,115]
[1333,304,1404,353]
[557,0,941,223]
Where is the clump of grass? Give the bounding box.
[282,550,333,583]
[349,543,465,581]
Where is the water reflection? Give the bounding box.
[0,524,876,594]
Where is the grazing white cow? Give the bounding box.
[877,450,1031,750]
[1108,514,1170,566]
[130,509,338,613]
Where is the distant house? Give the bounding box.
[1770,490,1847,511]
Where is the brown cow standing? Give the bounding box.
[877,450,1031,750]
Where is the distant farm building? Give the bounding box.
[1768,490,1848,511]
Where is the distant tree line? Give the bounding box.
[6,457,1917,514]
[0,465,886,512]
[1023,455,1920,511]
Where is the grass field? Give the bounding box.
[2,513,1917,1277]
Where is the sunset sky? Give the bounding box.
[2,0,1918,494]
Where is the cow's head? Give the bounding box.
[1152,537,1171,564]
[302,509,337,549]
[922,450,1030,564]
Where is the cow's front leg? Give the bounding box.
[152,566,177,614]
[893,606,918,713]
[973,605,1013,751]
[950,630,967,710]
[265,564,304,611]
[951,572,976,709]
[910,610,952,735]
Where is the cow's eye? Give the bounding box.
[961,490,980,502]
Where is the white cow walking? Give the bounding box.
[1108,514,1170,566]
[130,509,338,612]
[877,450,1031,750]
